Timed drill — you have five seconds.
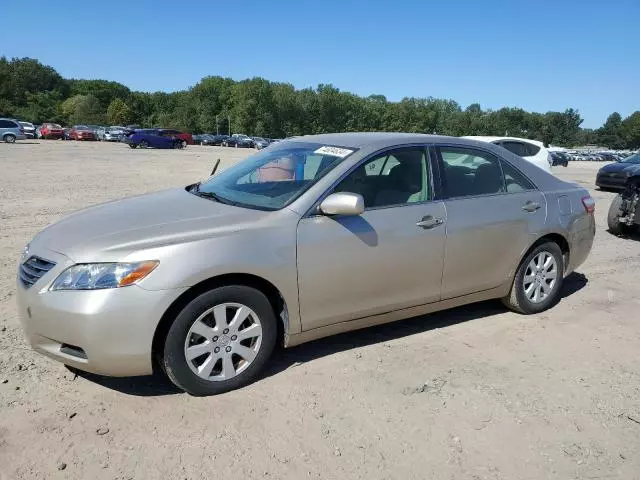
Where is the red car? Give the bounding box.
[39,123,65,139]
[159,129,193,147]
[70,125,97,141]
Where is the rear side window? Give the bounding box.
[439,147,505,198]
[0,119,17,128]
[501,160,535,192]
[500,141,540,157]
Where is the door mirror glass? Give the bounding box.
[320,192,365,216]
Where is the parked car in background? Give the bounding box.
[125,129,185,149]
[252,137,270,150]
[19,121,36,139]
[39,123,65,140]
[15,133,596,396]
[231,134,254,148]
[550,151,569,167]
[607,154,640,236]
[0,118,26,143]
[221,136,238,147]
[104,126,126,142]
[85,125,103,139]
[159,129,193,147]
[193,134,218,145]
[596,152,640,191]
[70,125,98,141]
[463,136,552,173]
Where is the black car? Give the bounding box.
[596,153,640,190]
[550,151,569,167]
[221,136,237,147]
[229,134,254,148]
[194,134,217,145]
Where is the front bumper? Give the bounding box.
[596,174,627,190]
[16,248,186,377]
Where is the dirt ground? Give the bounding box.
[1,140,639,480]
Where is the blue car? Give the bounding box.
[125,129,184,149]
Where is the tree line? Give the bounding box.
[1,57,638,149]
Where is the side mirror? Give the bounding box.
[320,192,365,216]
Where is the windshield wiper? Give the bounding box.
[192,189,235,205]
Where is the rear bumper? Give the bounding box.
[15,248,186,377]
[567,213,596,275]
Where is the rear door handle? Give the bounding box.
[522,201,541,212]
[416,215,444,229]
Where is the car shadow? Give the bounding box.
[74,272,588,397]
[607,228,640,241]
[11,141,41,145]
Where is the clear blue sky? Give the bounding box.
[2,0,638,128]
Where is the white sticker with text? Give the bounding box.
[313,146,354,158]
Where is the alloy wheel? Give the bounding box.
[184,302,263,382]
[522,251,558,303]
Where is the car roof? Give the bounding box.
[287,132,464,149]
[462,135,545,147]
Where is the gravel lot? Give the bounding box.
[1,141,639,480]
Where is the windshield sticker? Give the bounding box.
[313,146,354,158]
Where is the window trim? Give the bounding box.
[434,143,539,200]
[304,144,438,218]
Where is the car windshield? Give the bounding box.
[75,125,90,130]
[621,153,640,164]
[254,137,266,142]
[48,124,62,129]
[192,142,357,210]
[20,122,34,127]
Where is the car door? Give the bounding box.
[436,145,547,299]
[296,146,447,331]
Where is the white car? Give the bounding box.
[463,136,552,173]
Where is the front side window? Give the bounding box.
[333,147,430,209]
[439,147,505,198]
[194,142,356,210]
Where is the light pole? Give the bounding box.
[228,116,231,136]
[216,115,219,136]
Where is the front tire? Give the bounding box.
[608,194,639,236]
[129,144,137,149]
[502,241,564,314]
[162,286,277,396]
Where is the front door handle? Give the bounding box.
[522,201,541,212]
[416,215,444,229]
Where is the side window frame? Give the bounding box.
[305,144,437,217]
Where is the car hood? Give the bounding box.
[599,162,640,174]
[30,188,272,262]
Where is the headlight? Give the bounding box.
[50,261,159,291]
[20,244,30,264]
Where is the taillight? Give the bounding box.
[581,196,595,213]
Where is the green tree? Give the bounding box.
[61,94,105,125]
[107,98,133,125]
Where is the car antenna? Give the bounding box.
[211,158,221,176]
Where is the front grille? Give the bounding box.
[19,256,56,289]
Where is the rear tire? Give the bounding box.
[4,134,16,143]
[608,194,639,236]
[502,241,564,314]
[162,286,277,396]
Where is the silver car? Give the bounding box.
[16,133,595,395]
